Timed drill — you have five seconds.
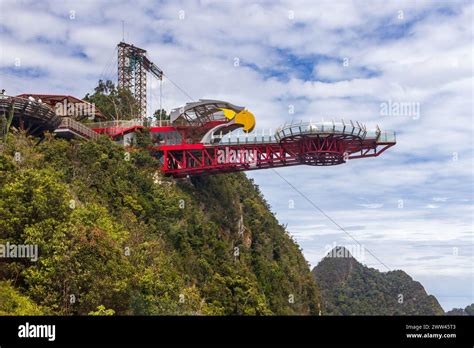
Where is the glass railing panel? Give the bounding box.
[365,131,378,139]
[377,131,396,143]
[334,124,344,133]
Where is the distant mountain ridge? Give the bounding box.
[446,304,474,316]
[312,246,445,315]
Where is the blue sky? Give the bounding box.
[0,0,472,311]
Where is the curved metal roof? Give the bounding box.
[15,94,104,120]
[169,99,245,125]
[0,95,61,136]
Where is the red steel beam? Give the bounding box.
[158,134,394,177]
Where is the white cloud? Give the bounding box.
[0,0,472,311]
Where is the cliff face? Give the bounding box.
[312,247,444,315]
[0,134,320,315]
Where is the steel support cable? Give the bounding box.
[162,72,194,101]
[271,168,391,271]
[147,73,152,118]
[159,78,163,126]
[160,78,163,112]
[98,47,118,84]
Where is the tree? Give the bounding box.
[88,305,115,316]
[0,107,14,141]
[0,281,43,315]
[22,204,133,315]
[1,129,323,316]
[153,108,169,122]
[84,80,140,121]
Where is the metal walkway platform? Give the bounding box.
[0,95,61,136]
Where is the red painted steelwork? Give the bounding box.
[92,125,144,136]
[89,123,395,178]
[158,133,395,177]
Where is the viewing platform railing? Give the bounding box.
[55,117,101,141]
[275,120,396,143]
[84,118,396,145]
[212,130,278,145]
[86,119,172,129]
[210,120,396,146]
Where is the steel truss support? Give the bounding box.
[161,143,300,177]
[158,134,395,177]
[118,42,148,119]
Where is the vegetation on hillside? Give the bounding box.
[446,304,474,316]
[312,247,444,315]
[0,132,320,315]
[1,79,448,317]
